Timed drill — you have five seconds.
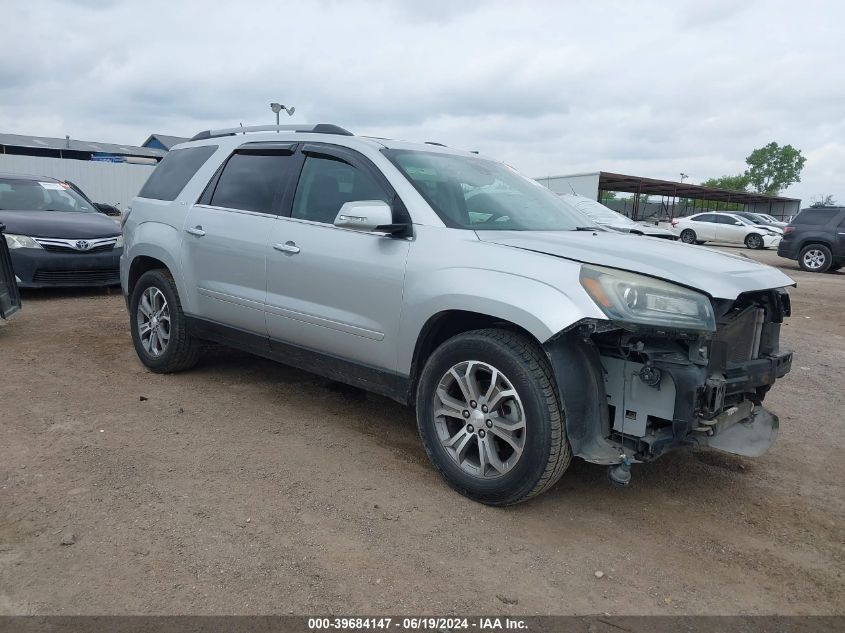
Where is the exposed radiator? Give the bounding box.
[713,307,765,363]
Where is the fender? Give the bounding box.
[397,266,604,374]
[122,222,193,313]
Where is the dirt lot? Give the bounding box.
[1,246,843,616]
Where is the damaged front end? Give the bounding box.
[545,286,793,469]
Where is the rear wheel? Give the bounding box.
[799,244,832,273]
[130,269,200,372]
[415,328,571,506]
[745,233,764,249]
[680,229,697,244]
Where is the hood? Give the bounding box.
[475,230,795,300]
[0,210,120,239]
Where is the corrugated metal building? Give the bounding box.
[536,171,802,221]
[0,133,167,210]
[141,134,190,151]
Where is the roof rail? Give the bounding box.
[190,123,354,141]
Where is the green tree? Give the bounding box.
[744,142,806,195]
[810,194,837,207]
[599,191,617,204]
[700,174,750,191]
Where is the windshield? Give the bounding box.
[561,195,637,227]
[739,212,767,224]
[0,179,95,213]
[383,150,597,231]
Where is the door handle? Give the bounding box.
[185,226,206,237]
[274,241,300,254]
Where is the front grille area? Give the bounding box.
[32,268,120,286]
[40,243,115,254]
[713,306,765,363]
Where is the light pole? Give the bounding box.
[270,102,295,125]
[679,172,688,183]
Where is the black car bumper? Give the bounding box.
[777,239,799,259]
[10,247,122,288]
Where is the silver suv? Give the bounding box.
[121,124,795,505]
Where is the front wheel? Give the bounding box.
[129,269,201,372]
[415,328,571,506]
[745,233,764,249]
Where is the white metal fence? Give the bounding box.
[0,155,155,210]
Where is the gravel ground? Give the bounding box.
[0,245,843,615]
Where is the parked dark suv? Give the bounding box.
[777,207,845,272]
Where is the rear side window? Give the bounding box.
[209,152,292,214]
[793,208,838,225]
[694,214,717,222]
[138,145,218,201]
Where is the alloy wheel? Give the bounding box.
[432,360,526,479]
[137,286,171,357]
[802,249,827,270]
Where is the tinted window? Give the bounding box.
[793,208,838,225]
[715,215,739,224]
[138,145,218,201]
[694,214,717,223]
[209,152,290,213]
[292,156,389,224]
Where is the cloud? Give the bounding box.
[0,0,842,204]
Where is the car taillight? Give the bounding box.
[783,226,794,235]
[670,218,679,226]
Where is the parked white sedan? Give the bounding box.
[671,212,782,249]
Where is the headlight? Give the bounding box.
[580,264,716,332]
[114,235,124,248]
[4,234,42,250]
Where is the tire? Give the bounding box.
[415,328,571,506]
[745,233,764,250]
[129,269,200,372]
[798,244,832,273]
[680,229,697,244]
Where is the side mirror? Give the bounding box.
[334,200,401,234]
[94,202,121,217]
[734,221,743,226]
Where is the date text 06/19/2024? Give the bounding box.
[307,617,528,630]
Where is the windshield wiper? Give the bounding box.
[573,226,602,231]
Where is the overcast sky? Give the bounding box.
[2,0,843,203]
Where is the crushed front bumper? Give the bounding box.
[545,287,793,464]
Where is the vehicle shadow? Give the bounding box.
[192,345,749,506]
